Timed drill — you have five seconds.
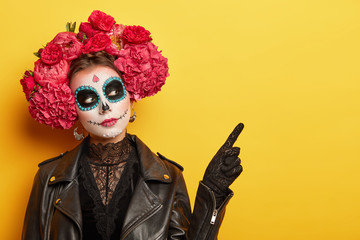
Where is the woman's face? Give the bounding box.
[70,66,131,142]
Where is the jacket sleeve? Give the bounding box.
[22,170,44,240]
[168,171,192,239]
[187,181,233,240]
[167,170,233,240]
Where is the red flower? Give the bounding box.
[20,71,38,101]
[28,83,77,129]
[34,59,70,87]
[51,32,83,61]
[41,43,63,65]
[79,22,101,38]
[121,26,152,44]
[82,33,111,54]
[76,32,86,42]
[114,42,169,101]
[105,24,125,56]
[88,10,115,32]
[36,48,43,57]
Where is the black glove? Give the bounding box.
[203,123,244,206]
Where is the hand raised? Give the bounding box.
[203,123,244,197]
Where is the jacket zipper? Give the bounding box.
[209,190,217,225]
[210,192,232,225]
[210,209,218,224]
[120,204,162,240]
[206,186,233,239]
[209,190,233,225]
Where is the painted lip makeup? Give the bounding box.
[100,118,118,127]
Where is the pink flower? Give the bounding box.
[34,59,70,87]
[22,10,170,132]
[121,25,152,44]
[41,43,63,65]
[123,43,151,64]
[114,42,169,101]
[88,10,115,32]
[105,24,125,56]
[51,32,83,61]
[82,33,111,54]
[28,83,78,129]
[79,22,101,38]
[20,70,38,101]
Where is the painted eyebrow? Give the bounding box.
[91,75,122,84]
[102,76,125,91]
[75,85,98,95]
[105,76,122,82]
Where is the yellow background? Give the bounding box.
[0,0,359,239]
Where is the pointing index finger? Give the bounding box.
[222,123,244,149]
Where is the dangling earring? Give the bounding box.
[129,105,136,123]
[73,126,84,141]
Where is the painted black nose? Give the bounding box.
[102,102,110,111]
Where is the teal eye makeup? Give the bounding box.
[75,86,100,111]
[103,77,126,103]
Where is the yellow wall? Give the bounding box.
[1,0,359,239]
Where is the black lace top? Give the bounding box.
[78,136,139,240]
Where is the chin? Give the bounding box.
[102,129,123,138]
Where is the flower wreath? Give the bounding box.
[20,10,169,130]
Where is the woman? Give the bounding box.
[21,10,244,240]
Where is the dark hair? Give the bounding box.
[68,51,122,81]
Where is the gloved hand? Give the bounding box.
[203,123,244,206]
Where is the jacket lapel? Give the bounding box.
[120,135,172,239]
[49,138,88,232]
[46,134,172,238]
[120,179,162,239]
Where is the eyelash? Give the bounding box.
[74,77,126,111]
[74,85,100,111]
[108,90,118,96]
[102,77,127,103]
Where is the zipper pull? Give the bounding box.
[210,209,218,224]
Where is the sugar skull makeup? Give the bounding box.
[70,66,131,140]
[74,77,126,111]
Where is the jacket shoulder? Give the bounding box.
[38,151,68,167]
[157,152,184,171]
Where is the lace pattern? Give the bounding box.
[87,138,131,205]
[79,137,139,240]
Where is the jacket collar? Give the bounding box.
[49,134,172,185]
[49,137,88,185]
[127,134,172,183]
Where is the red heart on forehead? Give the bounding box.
[92,75,99,82]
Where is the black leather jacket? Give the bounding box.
[22,134,233,239]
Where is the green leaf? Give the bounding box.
[66,22,71,32]
[33,52,41,58]
[24,70,34,77]
[70,22,76,32]
[66,21,76,32]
